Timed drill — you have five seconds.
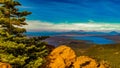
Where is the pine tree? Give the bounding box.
[0,0,51,68]
[0,0,31,37]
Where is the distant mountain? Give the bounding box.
[26,31,120,36]
[26,31,62,36]
[85,31,107,35]
[26,30,86,36]
[109,31,119,35]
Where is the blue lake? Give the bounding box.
[26,32,116,45]
[70,36,115,44]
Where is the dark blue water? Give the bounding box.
[70,36,114,44]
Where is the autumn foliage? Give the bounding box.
[45,45,110,68]
[0,62,12,68]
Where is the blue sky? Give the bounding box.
[19,0,120,31]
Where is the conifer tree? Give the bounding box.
[0,0,31,37]
[0,0,51,68]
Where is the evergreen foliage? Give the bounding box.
[0,0,31,37]
[0,0,50,68]
[0,38,48,68]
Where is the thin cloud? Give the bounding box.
[18,6,33,9]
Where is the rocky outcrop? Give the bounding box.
[73,56,98,68]
[45,45,110,68]
[73,56,111,68]
[99,60,111,68]
[45,45,76,68]
[0,62,12,68]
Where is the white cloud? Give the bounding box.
[88,19,95,23]
[18,6,33,9]
[24,20,120,32]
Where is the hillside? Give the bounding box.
[70,43,120,68]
